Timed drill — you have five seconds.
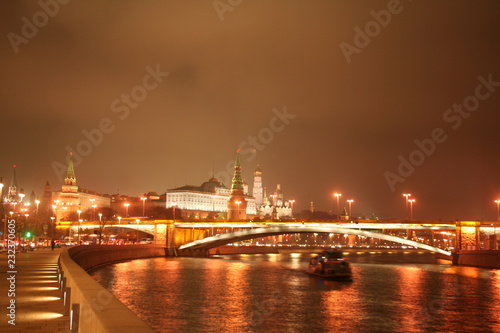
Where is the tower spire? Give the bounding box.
[230,150,244,191]
[11,165,17,188]
[65,152,77,186]
[7,165,18,203]
[227,149,247,221]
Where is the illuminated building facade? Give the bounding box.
[52,153,110,221]
[165,176,257,220]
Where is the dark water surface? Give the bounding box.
[89,251,500,333]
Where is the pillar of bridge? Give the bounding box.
[430,230,435,246]
[347,234,357,247]
[154,221,177,256]
[407,229,413,240]
[455,221,481,251]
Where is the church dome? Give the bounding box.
[200,178,227,193]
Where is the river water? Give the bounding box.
[89,250,500,333]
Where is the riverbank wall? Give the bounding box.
[456,250,500,269]
[58,245,166,332]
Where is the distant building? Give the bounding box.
[253,166,292,219]
[52,153,110,221]
[3,165,21,207]
[165,152,257,220]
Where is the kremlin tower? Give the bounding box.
[252,165,263,207]
[227,150,248,221]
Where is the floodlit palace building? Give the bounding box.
[165,151,293,220]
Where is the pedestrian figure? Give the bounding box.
[51,240,55,251]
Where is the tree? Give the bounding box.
[95,207,115,244]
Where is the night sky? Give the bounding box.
[1,1,499,220]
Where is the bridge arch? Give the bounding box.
[178,226,452,256]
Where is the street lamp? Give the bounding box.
[19,193,25,203]
[408,199,416,220]
[403,193,412,220]
[35,199,40,226]
[0,179,4,244]
[91,205,97,221]
[289,199,295,217]
[50,216,55,241]
[494,199,500,250]
[333,193,342,219]
[136,219,140,243]
[124,203,130,218]
[98,213,102,223]
[140,197,147,217]
[347,199,354,219]
[89,198,95,220]
[117,216,122,225]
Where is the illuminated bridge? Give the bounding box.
[67,220,494,257]
[177,224,453,256]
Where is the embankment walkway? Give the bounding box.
[0,247,70,332]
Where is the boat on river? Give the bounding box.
[307,249,352,279]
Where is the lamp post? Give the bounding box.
[52,204,57,223]
[334,193,342,219]
[124,203,130,218]
[494,199,500,250]
[347,199,354,220]
[50,216,55,242]
[0,179,4,244]
[89,198,95,220]
[408,199,415,221]
[136,219,140,243]
[76,210,82,244]
[403,193,411,220]
[19,193,25,204]
[289,199,295,217]
[140,197,147,217]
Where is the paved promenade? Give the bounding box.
[0,247,70,332]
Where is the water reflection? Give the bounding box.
[90,252,500,333]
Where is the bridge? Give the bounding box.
[62,219,498,257]
[177,225,453,256]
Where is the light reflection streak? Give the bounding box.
[320,277,362,331]
[394,266,426,331]
[201,260,251,331]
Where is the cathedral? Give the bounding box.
[253,167,293,219]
